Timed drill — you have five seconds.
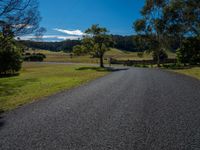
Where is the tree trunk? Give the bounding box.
[99,56,104,68]
[157,53,160,67]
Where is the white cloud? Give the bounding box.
[18,35,81,41]
[12,24,33,29]
[54,28,85,36]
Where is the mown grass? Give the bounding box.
[0,62,109,111]
[170,67,200,80]
[28,48,176,63]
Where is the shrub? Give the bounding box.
[25,52,31,56]
[0,43,22,75]
[137,52,144,58]
[177,38,200,65]
[23,53,46,62]
[37,53,46,59]
[133,64,149,68]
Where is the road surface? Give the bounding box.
[0,68,200,150]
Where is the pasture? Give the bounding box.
[27,48,176,63]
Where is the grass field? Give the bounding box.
[0,62,109,111]
[170,67,200,80]
[105,49,176,60]
[28,48,176,63]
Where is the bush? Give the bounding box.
[37,53,46,59]
[0,44,22,75]
[162,63,183,69]
[133,64,149,68]
[177,37,200,65]
[25,52,31,55]
[23,53,46,62]
[137,52,144,58]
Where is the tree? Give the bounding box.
[73,45,85,56]
[164,0,200,65]
[73,24,113,67]
[152,49,168,63]
[134,0,169,67]
[0,0,41,75]
[0,32,22,75]
[137,52,144,58]
[0,0,41,36]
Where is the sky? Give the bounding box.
[21,0,145,41]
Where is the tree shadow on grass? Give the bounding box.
[76,66,129,72]
[0,73,20,78]
[0,78,39,97]
[163,64,200,70]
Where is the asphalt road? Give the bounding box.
[0,68,200,150]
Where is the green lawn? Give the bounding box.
[0,62,109,111]
[170,67,200,80]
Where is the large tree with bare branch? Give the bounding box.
[0,0,41,75]
[0,0,41,37]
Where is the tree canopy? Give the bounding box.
[134,0,200,66]
[73,24,113,67]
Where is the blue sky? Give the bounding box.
[22,0,145,41]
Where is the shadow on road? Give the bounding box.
[76,66,129,72]
[106,67,129,72]
[0,110,5,130]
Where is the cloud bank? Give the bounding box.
[18,35,80,41]
[18,28,85,42]
[54,28,85,36]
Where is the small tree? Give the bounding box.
[0,33,22,75]
[73,24,113,67]
[152,49,168,63]
[137,52,144,58]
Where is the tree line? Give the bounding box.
[19,40,81,52]
[19,35,148,52]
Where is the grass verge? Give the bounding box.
[169,67,200,80]
[0,62,109,111]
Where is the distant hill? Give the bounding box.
[19,40,81,52]
[19,35,148,52]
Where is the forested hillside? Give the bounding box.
[19,35,149,52]
[19,40,81,52]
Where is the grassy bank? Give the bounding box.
[0,62,109,111]
[28,48,176,63]
[170,67,200,80]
